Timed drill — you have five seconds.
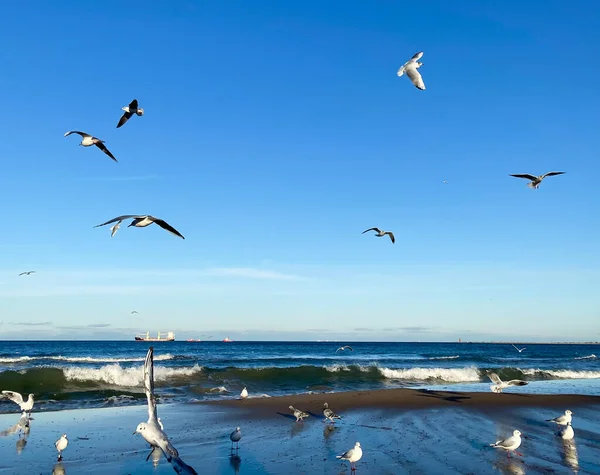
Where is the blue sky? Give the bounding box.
[0,1,599,341]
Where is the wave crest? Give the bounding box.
[379,367,480,382]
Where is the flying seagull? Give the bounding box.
[94,215,185,239]
[397,51,425,90]
[117,99,144,128]
[64,131,118,162]
[487,372,528,393]
[362,227,395,244]
[1,391,34,415]
[134,347,197,474]
[510,171,565,189]
[323,402,341,423]
[336,346,354,353]
[109,220,122,238]
[546,409,573,426]
[55,434,68,461]
[336,442,363,472]
[131,311,139,314]
[489,430,522,458]
[512,344,526,353]
[289,405,309,423]
[18,271,35,276]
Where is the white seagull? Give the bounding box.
[336,442,363,472]
[490,430,522,458]
[109,220,122,237]
[240,387,248,399]
[336,346,354,353]
[94,215,185,239]
[362,227,395,244]
[134,347,197,474]
[289,405,309,423]
[323,402,341,423]
[55,434,68,461]
[558,422,574,441]
[397,51,426,90]
[547,409,573,426]
[18,271,35,276]
[117,99,144,128]
[64,131,118,162]
[510,171,565,189]
[229,427,242,450]
[512,344,526,353]
[1,391,34,415]
[487,372,528,393]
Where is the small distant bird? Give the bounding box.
[117,99,144,128]
[289,405,309,423]
[240,387,248,400]
[2,391,34,415]
[487,372,528,393]
[512,344,526,353]
[230,427,241,450]
[55,434,68,461]
[547,409,573,426]
[131,310,139,314]
[109,220,122,237]
[510,171,565,189]
[397,51,426,90]
[558,422,574,441]
[362,227,395,244]
[336,442,363,472]
[490,430,522,458]
[94,215,185,239]
[443,180,448,184]
[323,402,341,423]
[18,271,35,276]
[64,131,118,162]
[336,346,354,353]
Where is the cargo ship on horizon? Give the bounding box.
[134,331,175,342]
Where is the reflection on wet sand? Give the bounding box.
[52,462,66,475]
[149,446,162,468]
[561,439,579,474]
[229,454,241,474]
[492,458,526,475]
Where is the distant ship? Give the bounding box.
[135,331,175,342]
[222,337,233,342]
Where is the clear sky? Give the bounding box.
[0,1,599,341]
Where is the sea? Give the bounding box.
[0,341,598,414]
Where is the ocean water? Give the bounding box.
[0,341,598,413]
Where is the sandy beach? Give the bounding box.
[1,389,599,474]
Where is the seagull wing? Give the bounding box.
[510,174,537,181]
[131,311,138,314]
[487,372,502,384]
[346,346,354,351]
[157,443,198,475]
[1,391,24,405]
[94,142,118,162]
[406,68,425,90]
[18,272,26,276]
[493,435,514,449]
[129,99,139,109]
[117,111,133,128]
[337,447,355,460]
[150,217,185,239]
[144,347,158,423]
[410,51,424,61]
[385,232,395,243]
[362,227,381,234]
[541,171,566,179]
[94,215,141,228]
[64,131,90,138]
[511,344,519,351]
[506,379,528,386]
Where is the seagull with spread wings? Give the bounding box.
[18,271,35,276]
[512,344,526,353]
[510,171,565,189]
[1,391,34,415]
[487,372,528,393]
[336,346,354,353]
[397,51,426,90]
[362,227,395,244]
[117,99,144,128]
[94,215,185,239]
[64,131,118,162]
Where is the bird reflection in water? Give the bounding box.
[52,462,66,475]
[492,458,526,475]
[229,454,241,474]
[561,440,579,474]
[148,446,162,468]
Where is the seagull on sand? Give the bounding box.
[547,409,573,426]
[558,422,575,440]
[289,405,309,423]
[336,346,354,353]
[117,99,144,128]
[64,131,118,162]
[362,227,395,244]
[229,427,241,450]
[512,344,526,353]
[323,402,341,423]
[1,391,34,415]
[94,215,185,239]
[510,171,565,189]
[240,387,248,400]
[134,347,197,474]
[336,442,363,472]
[397,51,426,90]
[490,430,522,458]
[109,220,122,237]
[18,271,35,276]
[487,372,528,393]
[55,434,68,461]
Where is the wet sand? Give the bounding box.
[0,389,599,474]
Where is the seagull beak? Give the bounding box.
[132,430,137,435]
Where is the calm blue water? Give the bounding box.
[0,341,598,413]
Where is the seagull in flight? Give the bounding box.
[336,346,354,353]
[64,131,118,162]
[487,372,528,393]
[489,430,522,458]
[18,271,35,276]
[510,171,565,189]
[134,347,197,474]
[397,51,426,90]
[117,99,144,128]
[109,220,122,237]
[1,391,34,415]
[94,215,185,239]
[362,227,395,244]
[512,344,526,353]
[131,311,139,314]
[546,409,573,426]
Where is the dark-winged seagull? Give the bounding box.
[117,99,144,128]
[362,227,395,244]
[487,372,528,393]
[64,131,118,162]
[94,215,185,239]
[18,271,35,276]
[510,171,565,189]
[397,52,425,90]
[1,391,34,415]
[131,310,139,314]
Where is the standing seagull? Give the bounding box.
[546,409,573,426]
[487,372,528,393]
[336,346,354,353]
[18,271,35,276]
[289,405,309,423]
[323,402,341,423]
[117,99,144,128]
[397,51,426,90]
[229,427,241,450]
[362,227,395,244]
[336,442,363,472]
[1,391,34,415]
[134,347,197,474]
[510,171,565,189]
[512,344,526,353]
[240,387,248,400]
[55,434,68,461]
[490,430,522,458]
[94,215,185,239]
[64,131,118,162]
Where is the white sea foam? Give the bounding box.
[324,364,353,372]
[574,354,596,360]
[209,386,228,393]
[0,354,175,363]
[428,355,460,360]
[379,366,480,382]
[522,369,600,379]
